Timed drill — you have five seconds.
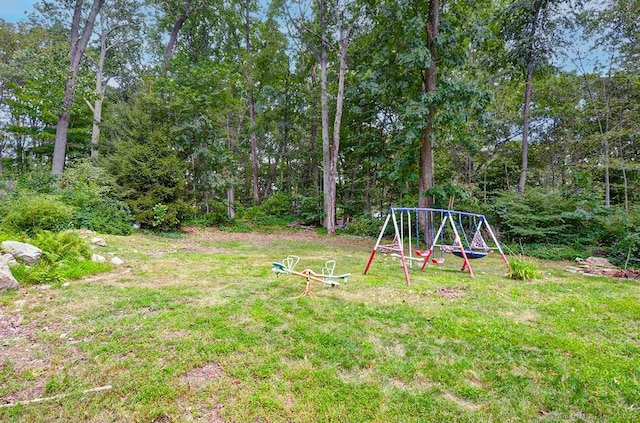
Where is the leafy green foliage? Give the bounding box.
[293,194,323,226]
[10,263,64,285]
[8,230,109,285]
[593,209,640,267]
[0,194,74,236]
[30,230,91,265]
[341,216,383,238]
[260,193,292,218]
[508,255,541,281]
[107,93,193,232]
[491,189,576,243]
[59,160,133,235]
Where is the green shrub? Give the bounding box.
[1,195,75,235]
[60,160,134,235]
[491,189,576,244]
[508,255,541,281]
[293,194,323,226]
[342,216,383,238]
[184,200,230,227]
[13,167,58,194]
[594,209,640,267]
[261,193,292,218]
[30,230,91,265]
[514,243,589,261]
[107,96,193,232]
[73,198,133,235]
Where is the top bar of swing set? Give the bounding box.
[389,207,485,219]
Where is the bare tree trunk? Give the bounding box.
[244,0,259,205]
[309,67,320,197]
[87,21,107,159]
[52,0,105,175]
[418,0,439,211]
[518,62,533,194]
[226,113,241,219]
[164,0,194,65]
[325,19,349,234]
[517,2,542,195]
[319,0,333,232]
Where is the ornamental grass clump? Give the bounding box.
[508,255,541,281]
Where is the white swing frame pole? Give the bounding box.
[364,213,391,275]
[392,210,411,285]
[482,217,511,269]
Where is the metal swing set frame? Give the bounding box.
[363,207,510,285]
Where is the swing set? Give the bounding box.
[364,208,510,285]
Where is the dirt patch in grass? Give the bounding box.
[181,363,226,388]
[434,286,466,298]
[178,246,229,254]
[442,391,482,411]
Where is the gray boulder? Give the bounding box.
[91,253,106,263]
[0,253,18,267]
[91,237,108,247]
[0,261,19,291]
[1,241,43,265]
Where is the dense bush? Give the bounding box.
[30,230,91,265]
[593,209,640,267]
[60,160,134,235]
[0,194,75,235]
[293,194,323,226]
[261,193,292,218]
[341,216,385,238]
[488,189,639,267]
[8,230,111,285]
[490,189,577,244]
[107,97,193,232]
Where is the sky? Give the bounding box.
[0,0,37,23]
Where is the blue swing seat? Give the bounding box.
[452,250,487,260]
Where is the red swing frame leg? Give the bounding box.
[419,250,433,271]
[460,254,474,278]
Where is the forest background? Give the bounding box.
[0,0,638,267]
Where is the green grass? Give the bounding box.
[1,229,638,422]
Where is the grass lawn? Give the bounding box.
[1,228,638,422]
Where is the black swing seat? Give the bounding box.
[452,250,487,260]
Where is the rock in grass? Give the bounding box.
[1,241,43,265]
[0,253,18,267]
[0,261,19,291]
[92,254,106,263]
[91,237,108,247]
[110,256,124,266]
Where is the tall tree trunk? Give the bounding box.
[319,0,332,232]
[517,2,542,195]
[52,0,105,175]
[518,61,534,194]
[418,0,439,211]
[164,0,194,65]
[244,0,259,205]
[88,23,107,159]
[325,18,349,234]
[309,67,320,197]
